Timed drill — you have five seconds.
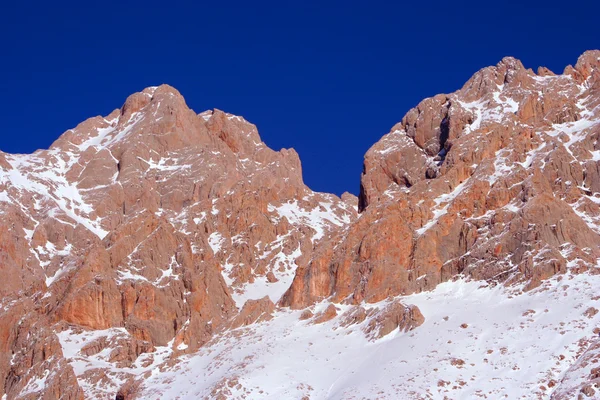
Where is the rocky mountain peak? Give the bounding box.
[292,50,600,311]
[574,49,600,77]
[1,51,600,399]
[0,79,360,398]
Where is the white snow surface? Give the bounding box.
[416,180,469,235]
[208,232,225,254]
[268,199,351,242]
[0,152,108,239]
[218,197,353,308]
[136,271,600,399]
[230,243,302,308]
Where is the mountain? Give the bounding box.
[1,51,600,399]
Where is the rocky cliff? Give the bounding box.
[1,51,599,399]
[0,85,355,398]
[283,50,600,308]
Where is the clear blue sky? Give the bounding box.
[1,1,598,196]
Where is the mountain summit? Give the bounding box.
[1,52,600,399]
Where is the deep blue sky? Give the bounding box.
[1,1,598,196]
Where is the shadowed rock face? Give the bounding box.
[282,50,600,308]
[1,51,600,398]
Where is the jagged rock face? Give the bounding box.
[1,51,600,399]
[0,85,355,398]
[0,302,84,400]
[283,50,600,308]
[550,337,600,399]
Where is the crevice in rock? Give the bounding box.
[358,166,368,213]
[439,116,450,151]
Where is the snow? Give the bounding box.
[416,180,468,235]
[458,99,486,133]
[0,98,173,242]
[76,125,116,152]
[231,245,302,308]
[138,270,600,399]
[117,269,149,283]
[492,90,519,113]
[268,200,350,241]
[219,195,355,307]
[231,276,290,309]
[208,232,224,254]
[458,87,521,135]
[373,129,417,156]
[57,328,130,396]
[519,142,546,168]
[547,116,600,160]
[0,153,108,239]
[216,197,349,307]
[552,339,600,397]
[139,155,192,173]
[504,202,521,213]
[101,111,144,147]
[193,211,207,225]
[58,328,129,365]
[177,342,189,351]
[35,242,74,286]
[6,77,600,399]
[45,267,67,286]
[488,148,515,185]
[19,369,51,397]
[76,110,146,151]
[571,197,600,234]
[154,256,180,287]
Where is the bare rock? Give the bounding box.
[312,304,338,324]
[230,297,275,329]
[364,301,424,339]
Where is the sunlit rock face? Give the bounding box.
[0,84,355,398]
[1,51,600,399]
[283,50,600,308]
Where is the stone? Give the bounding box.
[363,302,424,339]
[230,297,275,328]
[2,50,600,398]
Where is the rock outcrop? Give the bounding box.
[363,301,424,340]
[550,338,600,399]
[0,85,355,398]
[1,51,600,399]
[282,50,600,308]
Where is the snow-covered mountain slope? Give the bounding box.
[136,271,600,399]
[1,52,600,400]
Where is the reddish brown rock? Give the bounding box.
[0,83,355,397]
[312,304,338,324]
[283,50,600,309]
[1,51,600,398]
[230,297,275,328]
[363,301,424,339]
[339,306,369,327]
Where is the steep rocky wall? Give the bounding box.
[283,51,600,308]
